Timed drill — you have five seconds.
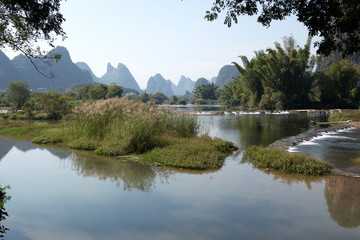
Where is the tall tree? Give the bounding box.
[89,84,108,100]
[205,0,360,56]
[106,85,123,99]
[5,81,30,109]
[317,60,360,108]
[193,83,219,100]
[222,36,316,109]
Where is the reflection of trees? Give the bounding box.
[325,176,360,228]
[254,167,324,190]
[234,114,314,148]
[69,152,171,192]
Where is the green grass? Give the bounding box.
[141,136,238,169]
[0,121,59,139]
[244,146,333,176]
[329,110,360,122]
[350,157,360,165]
[0,98,238,170]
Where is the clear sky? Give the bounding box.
[3,0,318,89]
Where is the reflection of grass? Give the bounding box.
[244,146,333,176]
[329,110,360,122]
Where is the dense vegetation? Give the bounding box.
[328,110,360,122]
[220,36,360,110]
[244,146,333,176]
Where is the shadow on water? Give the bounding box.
[325,176,360,228]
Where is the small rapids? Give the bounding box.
[280,127,360,175]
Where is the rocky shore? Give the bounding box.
[268,123,360,178]
[268,124,356,150]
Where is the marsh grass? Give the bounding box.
[65,98,200,154]
[141,136,238,169]
[329,110,360,122]
[0,98,237,169]
[244,146,333,176]
[350,157,360,165]
[0,121,59,139]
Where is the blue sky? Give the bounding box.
[4,0,318,89]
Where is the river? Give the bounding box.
[0,108,359,239]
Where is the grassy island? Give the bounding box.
[244,146,333,176]
[0,98,237,170]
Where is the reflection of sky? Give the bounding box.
[1,124,360,239]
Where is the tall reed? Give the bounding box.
[67,97,199,155]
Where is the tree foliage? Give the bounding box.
[0,0,66,58]
[5,81,30,109]
[23,91,73,119]
[0,186,10,238]
[193,83,219,100]
[221,36,360,109]
[205,0,360,56]
[75,84,123,101]
[316,60,360,108]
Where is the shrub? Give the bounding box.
[244,146,333,176]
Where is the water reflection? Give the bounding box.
[198,114,327,151]
[325,176,360,228]
[0,137,172,192]
[69,152,171,192]
[0,137,70,161]
[252,167,325,190]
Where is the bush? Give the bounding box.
[244,146,333,176]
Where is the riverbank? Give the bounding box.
[0,98,238,170]
[179,109,342,116]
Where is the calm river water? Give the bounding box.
[0,111,360,239]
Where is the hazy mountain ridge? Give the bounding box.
[172,75,195,95]
[0,51,26,89]
[146,73,174,97]
[99,63,141,91]
[76,62,100,82]
[1,46,238,94]
[215,65,239,88]
[4,46,93,90]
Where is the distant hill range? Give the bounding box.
[1,46,241,95]
[8,46,93,91]
[171,75,195,96]
[146,73,175,97]
[0,51,25,89]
